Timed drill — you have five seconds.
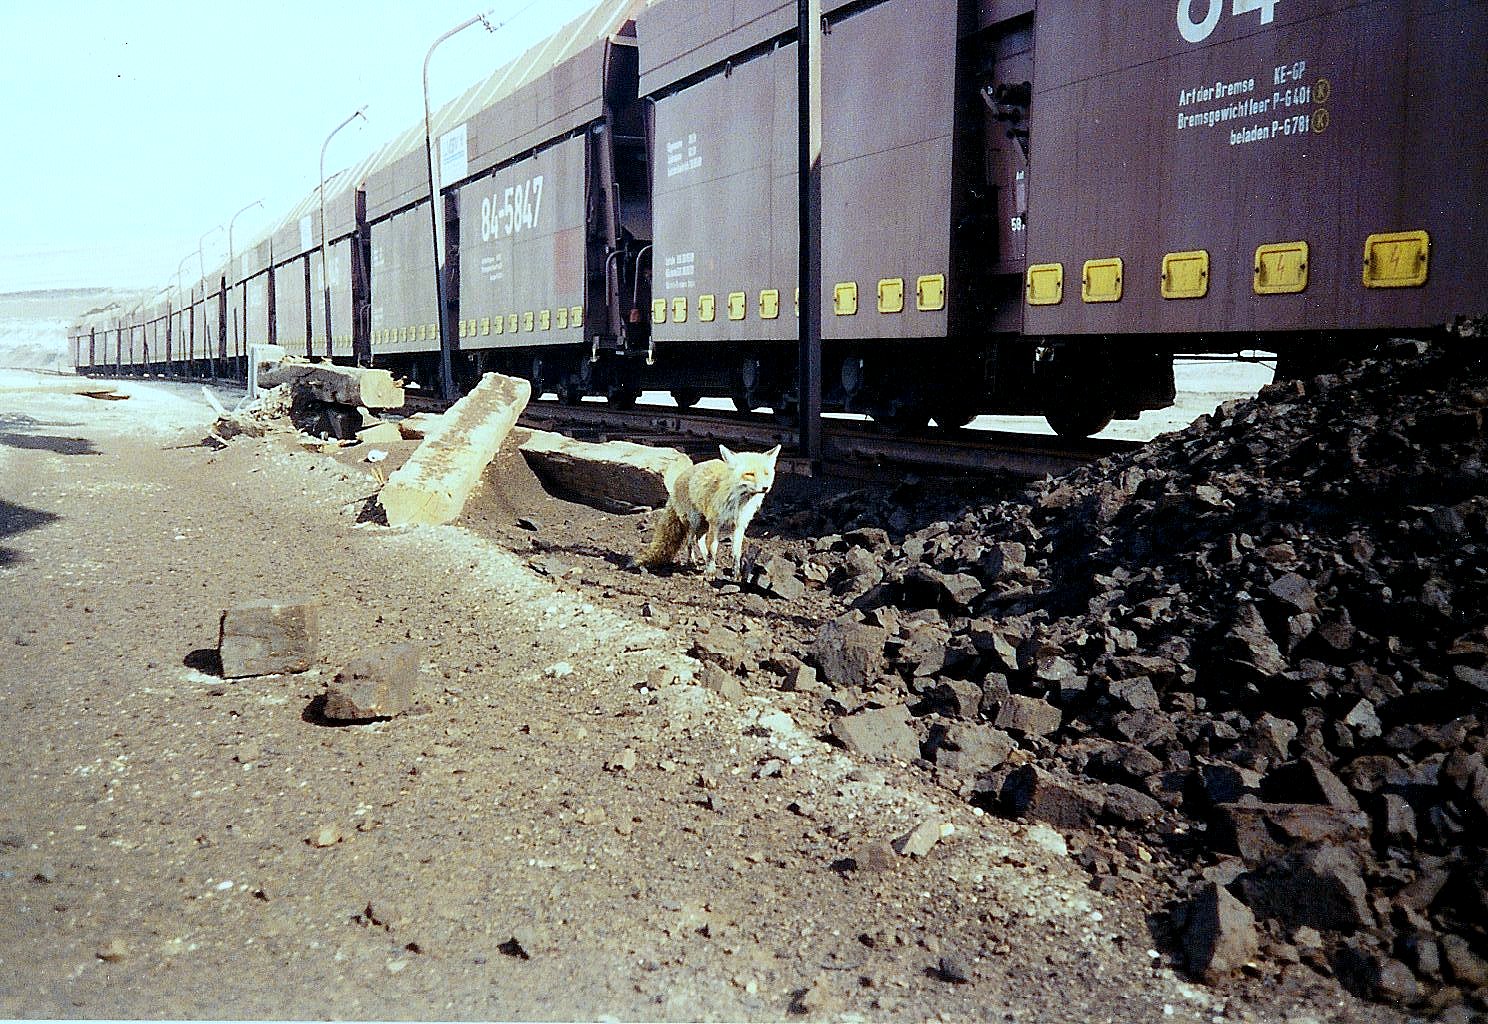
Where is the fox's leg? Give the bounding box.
[703,520,721,576]
[731,495,766,577]
[730,518,748,577]
[684,511,705,568]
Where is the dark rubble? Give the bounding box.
[782,340,1488,1013]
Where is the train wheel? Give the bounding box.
[529,356,551,399]
[670,388,701,409]
[869,397,929,434]
[1044,405,1114,438]
[1041,347,1115,438]
[928,389,978,430]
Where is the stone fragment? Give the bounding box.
[1109,676,1160,712]
[1196,763,1261,806]
[1378,794,1418,844]
[792,974,842,1015]
[1209,802,1368,862]
[1249,713,1298,763]
[850,840,897,873]
[1441,934,1488,988]
[1003,765,1102,829]
[810,619,888,687]
[844,526,889,552]
[1342,699,1383,740]
[308,825,343,848]
[1261,757,1360,812]
[96,938,129,962]
[829,705,919,762]
[994,694,1062,737]
[1337,947,1421,1006]
[927,722,1015,776]
[905,564,983,609]
[322,643,418,721]
[754,555,806,601]
[1225,603,1288,677]
[784,662,825,695]
[936,953,973,984]
[1180,881,1259,982]
[691,629,749,671]
[219,599,318,678]
[922,678,982,719]
[1267,573,1319,614]
[606,749,637,772]
[502,925,539,959]
[257,360,404,409]
[891,819,943,857]
[699,662,746,704]
[968,621,1020,672]
[978,541,1026,581]
[1242,844,1372,931]
[1314,608,1356,652]
[1102,783,1164,825]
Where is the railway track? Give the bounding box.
[408,392,1139,479]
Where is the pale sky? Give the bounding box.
[0,0,605,293]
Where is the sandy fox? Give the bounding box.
[637,444,782,577]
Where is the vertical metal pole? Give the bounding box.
[425,17,480,402]
[796,0,824,467]
[198,225,221,379]
[322,108,367,361]
[228,199,263,380]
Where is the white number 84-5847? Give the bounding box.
[1177,0,1279,43]
[479,175,544,243]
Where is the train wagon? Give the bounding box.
[80,0,1488,437]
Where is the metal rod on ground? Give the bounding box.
[320,107,367,361]
[796,0,824,469]
[423,10,495,402]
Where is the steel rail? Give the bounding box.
[404,394,1135,480]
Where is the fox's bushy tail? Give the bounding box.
[637,506,687,567]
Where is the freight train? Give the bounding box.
[70,0,1488,437]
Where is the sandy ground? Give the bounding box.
[0,372,1393,1022]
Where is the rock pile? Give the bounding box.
[795,341,1488,1010]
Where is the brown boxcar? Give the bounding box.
[1023,0,1488,338]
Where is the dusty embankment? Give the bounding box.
[0,371,1388,1022]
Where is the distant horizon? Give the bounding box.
[0,287,142,299]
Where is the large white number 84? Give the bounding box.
[1177,0,1278,44]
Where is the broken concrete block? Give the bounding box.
[322,644,418,721]
[396,413,445,440]
[258,360,405,409]
[218,600,318,678]
[378,372,530,527]
[355,421,403,446]
[829,705,919,762]
[517,428,690,510]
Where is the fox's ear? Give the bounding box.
[764,444,781,463]
[719,444,737,465]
